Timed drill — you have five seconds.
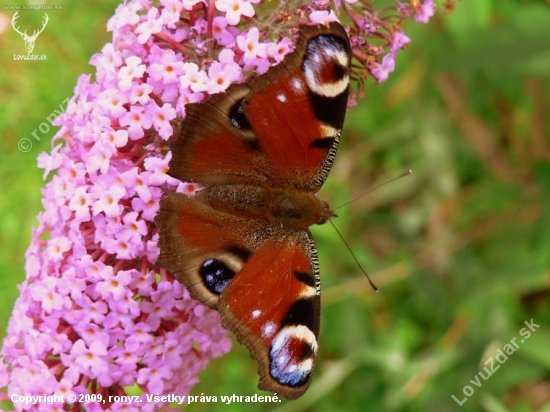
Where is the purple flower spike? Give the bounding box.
[1,1,436,410]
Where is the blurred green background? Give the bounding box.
[1,0,549,411]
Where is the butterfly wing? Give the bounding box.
[157,191,320,399]
[157,190,262,308]
[219,232,321,399]
[168,23,351,191]
[242,23,351,191]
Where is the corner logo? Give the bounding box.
[11,11,48,60]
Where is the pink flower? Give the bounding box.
[216,0,257,25]
[371,53,396,83]
[267,37,293,63]
[160,0,184,28]
[147,101,177,140]
[136,8,164,43]
[236,27,268,71]
[119,105,153,139]
[212,16,236,46]
[391,31,411,53]
[415,0,436,23]
[147,48,185,85]
[97,88,129,118]
[129,82,154,105]
[68,186,93,221]
[179,62,209,93]
[309,9,338,24]
[207,57,242,94]
[37,144,62,179]
[118,56,146,91]
[178,181,204,195]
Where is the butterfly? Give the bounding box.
[156,22,351,399]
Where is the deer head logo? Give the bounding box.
[11,11,49,54]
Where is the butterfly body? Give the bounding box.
[157,22,351,399]
[197,184,334,229]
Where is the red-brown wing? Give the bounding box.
[156,190,264,307]
[168,23,351,191]
[243,22,351,191]
[156,191,321,399]
[218,233,321,399]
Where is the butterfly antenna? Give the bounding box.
[334,169,412,211]
[328,220,378,292]
[328,169,412,292]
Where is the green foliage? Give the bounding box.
[1,1,549,411]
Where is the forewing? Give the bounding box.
[168,23,351,192]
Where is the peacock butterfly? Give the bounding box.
[156,22,351,399]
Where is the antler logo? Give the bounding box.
[11,11,49,54]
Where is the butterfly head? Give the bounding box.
[316,200,337,225]
[270,189,335,230]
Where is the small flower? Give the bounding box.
[146,101,177,140]
[144,153,170,186]
[119,105,153,139]
[86,140,114,174]
[147,48,185,85]
[180,62,210,92]
[46,237,72,263]
[216,0,256,26]
[236,28,268,71]
[415,0,436,23]
[91,181,125,217]
[96,268,133,301]
[118,56,146,91]
[136,8,164,44]
[104,128,129,149]
[97,88,129,118]
[391,31,411,53]
[177,181,204,195]
[207,58,242,94]
[309,9,338,24]
[29,277,67,313]
[129,82,154,105]
[371,53,396,83]
[132,190,160,221]
[37,144,63,179]
[91,44,123,86]
[68,186,93,222]
[64,339,109,378]
[212,16,236,47]
[267,37,293,63]
[106,2,141,32]
[160,0,184,28]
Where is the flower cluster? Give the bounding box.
[1,0,436,410]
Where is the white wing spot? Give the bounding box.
[299,286,316,299]
[320,124,338,137]
[252,309,261,318]
[277,93,287,103]
[262,321,276,338]
[291,77,303,92]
